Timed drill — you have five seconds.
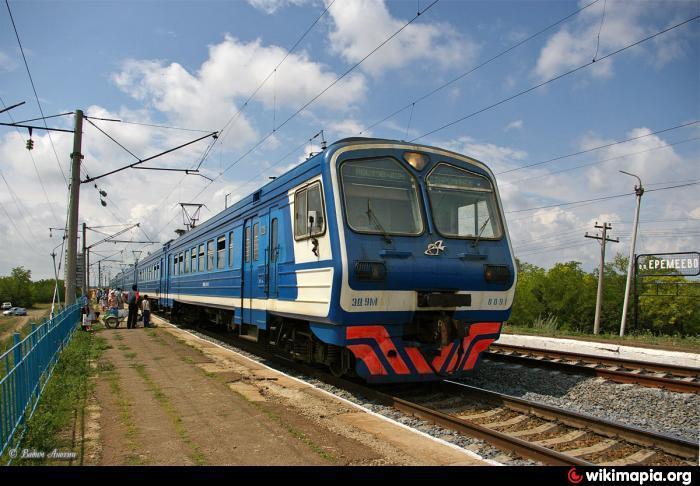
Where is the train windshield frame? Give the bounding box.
[426,163,503,240]
[340,156,424,236]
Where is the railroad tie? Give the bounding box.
[562,439,617,457]
[605,450,657,466]
[532,430,587,447]
[456,408,504,420]
[509,422,558,438]
[479,414,529,429]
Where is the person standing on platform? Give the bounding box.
[142,295,152,328]
[126,285,138,329]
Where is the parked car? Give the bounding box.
[2,307,26,316]
[1,302,12,311]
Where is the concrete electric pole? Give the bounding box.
[65,109,84,306]
[585,222,619,335]
[619,171,644,337]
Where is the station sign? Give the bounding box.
[636,252,700,277]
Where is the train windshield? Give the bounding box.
[426,163,502,239]
[341,157,423,235]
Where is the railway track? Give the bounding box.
[485,343,700,394]
[153,314,697,466]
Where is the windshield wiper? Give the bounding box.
[366,200,392,245]
[472,216,491,249]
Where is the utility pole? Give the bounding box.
[620,171,644,336]
[65,109,83,305]
[82,222,87,294]
[585,222,619,335]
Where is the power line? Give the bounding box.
[5,0,69,186]
[506,180,700,214]
[359,0,601,135]
[0,96,62,224]
[502,136,700,185]
[499,121,698,176]
[411,16,700,142]
[155,0,443,242]
[195,0,338,172]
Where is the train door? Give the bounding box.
[267,209,280,298]
[242,218,254,324]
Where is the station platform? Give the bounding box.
[87,319,491,466]
[496,334,700,369]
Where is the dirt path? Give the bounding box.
[89,323,487,466]
[92,328,377,465]
[0,305,51,344]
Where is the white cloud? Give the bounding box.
[246,0,310,14]
[533,0,695,81]
[442,136,527,169]
[0,51,18,73]
[326,0,479,76]
[505,119,523,132]
[112,35,366,150]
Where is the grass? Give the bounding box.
[0,303,53,355]
[503,323,700,352]
[5,330,110,465]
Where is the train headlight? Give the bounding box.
[354,261,387,281]
[484,265,511,284]
[403,151,430,171]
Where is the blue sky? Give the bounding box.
[1,0,698,280]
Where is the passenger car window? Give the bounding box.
[294,182,325,239]
[207,241,214,271]
[217,236,225,269]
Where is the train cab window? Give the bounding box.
[217,236,226,269]
[191,248,197,273]
[228,232,234,268]
[270,218,278,263]
[294,182,325,239]
[244,227,251,263]
[341,157,423,235]
[253,224,259,261]
[426,163,502,239]
[207,241,214,271]
[198,244,205,272]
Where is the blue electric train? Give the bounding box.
[110,137,517,383]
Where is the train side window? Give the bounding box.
[179,252,184,275]
[191,248,197,273]
[244,226,251,263]
[207,240,214,271]
[184,250,190,273]
[294,181,325,240]
[198,244,205,271]
[217,236,225,269]
[228,231,234,268]
[270,218,278,263]
[253,223,259,261]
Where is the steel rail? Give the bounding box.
[440,380,698,460]
[153,314,696,466]
[486,344,699,394]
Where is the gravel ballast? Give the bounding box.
[459,359,699,443]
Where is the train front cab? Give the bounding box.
[322,140,517,384]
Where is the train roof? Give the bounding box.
[146,136,484,253]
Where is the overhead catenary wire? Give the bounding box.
[5,0,69,187]
[410,16,700,142]
[506,180,700,214]
[498,120,699,176]
[359,0,602,135]
[502,136,700,185]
